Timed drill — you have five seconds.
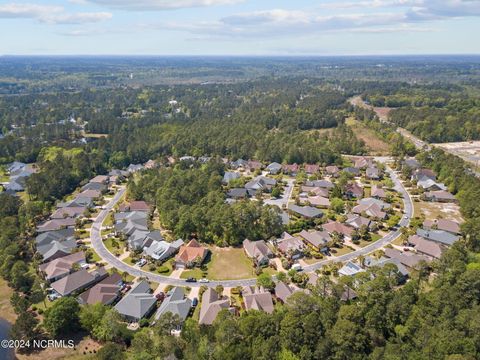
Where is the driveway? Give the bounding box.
[91,162,413,287]
[263,178,294,209]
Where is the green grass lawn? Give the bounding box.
[103,237,125,254]
[330,245,354,256]
[206,247,255,280]
[101,228,112,236]
[87,248,101,263]
[180,267,205,279]
[261,267,278,276]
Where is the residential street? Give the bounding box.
[91,163,413,287]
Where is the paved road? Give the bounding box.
[91,163,413,287]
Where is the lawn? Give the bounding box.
[206,247,255,280]
[87,248,101,263]
[330,245,354,256]
[103,237,125,255]
[357,233,382,248]
[180,267,205,279]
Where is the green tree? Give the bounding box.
[43,297,80,337]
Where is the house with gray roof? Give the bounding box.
[39,251,86,282]
[266,162,282,175]
[274,281,303,304]
[417,178,446,191]
[127,164,144,173]
[384,248,430,269]
[78,273,123,306]
[242,286,274,314]
[50,267,107,297]
[36,228,77,263]
[144,239,184,261]
[127,230,164,251]
[227,188,248,199]
[338,262,364,276]
[408,235,444,259]
[154,287,192,323]
[51,206,86,219]
[298,230,330,251]
[416,228,460,246]
[305,180,334,189]
[115,280,157,322]
[424,190,457,203]
[245,176,277,195]
[37,218,76,233]
[345,214,373,230]
[287,204,323,219]
[58,196,94,208]
[223,171,241,184]
[243,239,273,266]
[423,219,460,235]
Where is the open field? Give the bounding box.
[413,200,463,223]
[0,278,16,323]
[346,118,390,155]
[17,335,100,360]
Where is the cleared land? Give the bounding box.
[346,118,390,155]
[413,200,463,223]
[0,278,16,323]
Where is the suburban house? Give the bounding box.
[175,239,208,268]
[266,162,282,175]
[282,163,299,175]
[245,176,276,195]
[127,164,144,173]
[242,286,274,314]
[325,165,340,176]
[423,219,460,235]
[77,273,123,305]
[222,171,241,184]
[298,229,330,251]
[274,281,303,303]
[338,262,364,276]
[127,229,164,251]
[115,280,157,322]
[424,190,457,203]
[403,158,421,170]
[301,185,329,197]
[287,204,323,219]
[384,248,430,269]
[300,195,330,208]
[417,178,447,191]
[119,201,151,212]
[78,189,102,199]
[366,166,381,180]
[51,206,86,219]
[36,228,77,263]
[114,211,149,236]
[407,235,444,259]
[371,185,386,199]
[230,159,247,169]
[359,197,391,210]
[36,218,76,233]
[227,188,249,199]
[81,181,107,192]
[144,239,184,261]
[343,167,360,176]
[154,287,192,324]
[354,156,371,169]
[243,239,273,266]
[322,221,354,241]
[345,214,373,229]
[416,228,460,246]
[304,164,320,174]
[276,233,305,259]
[50,267,108,297]
[352,203,387,220]
[345,183,363,198]
[39,251,86,282]
[364,256,409,281]
[305,179,334,189]
[90,175,109,184]
[58,196,94,208]
[199,288,231,325]
[412,168,436,181]
[247,160,263,171]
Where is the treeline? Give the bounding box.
[128,162,283,246]
[418,148,480,251]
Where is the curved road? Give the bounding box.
[91,163,413,288]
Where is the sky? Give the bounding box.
[0,0,479,55]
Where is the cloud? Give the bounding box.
[0,3,112,24]
[82,0,244,11]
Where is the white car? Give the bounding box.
[135,259,147,267]
[198,278,209,283]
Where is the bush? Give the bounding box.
[139,318,149,328]
[38,308,44,314]
[157,265,169,273]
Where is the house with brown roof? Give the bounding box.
[298,230,330,251]
[345,183,363,199]
[79,189,102,199]
[199,288,231,325]
[300,195,330,208]
[78,273,123,305]
[301,186,329,198]
[423,219,461,235]
[175,239,208,269]
[39,252,86,282]
[282,163,299,175]
[243,239,273,266]
[276,233,305,259]
[119,201,151,212]
[242,286,274,313]
[384,248,430,269]
[412,168,436,181]
[247,160,264,171]
[345,214,373,229]
[354,156,371,169]
[352,203,387,220]
[274,281,302,303]
[407,235,444,259]
[371,185,386,199]
[50,267,108,297]
[322,221,354,241]
[325,165,340,176]
[304,164,320,174]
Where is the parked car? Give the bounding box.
[155,292,165,301]
[185,277,197,283]
[135,259,147,267]
[198,278,209,283]
[291,263,303,272]
[192,297,198,307]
